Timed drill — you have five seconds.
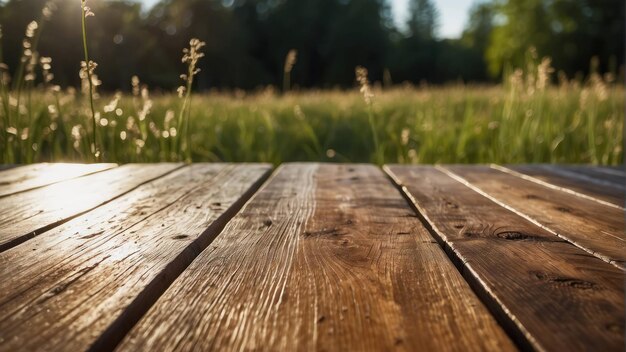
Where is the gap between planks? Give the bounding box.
[383,165,538,350]
[0,163,184,253]
[492,164,624,210]
[116,164,515,352]
[0,164,272,352]
[384,165,624,351]
[443,165,625,269]
[0,164,616,346]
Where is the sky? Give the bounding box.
[392,0,475,38]
[137,0,476,39]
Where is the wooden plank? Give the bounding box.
[117,164,514,352]
[503,164,624,208]
[0,163,271,352]
[556,165,626,189]
[444,165,625,266]
[0,164,17,172]
[385,165,625,351]
[0,163,117,198]
[597,166,626,177]
[0,163,181,252]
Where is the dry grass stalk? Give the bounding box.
[283,49,297,93]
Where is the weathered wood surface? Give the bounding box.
[599,166,626,176]
[0,163,181,252]
[0,163,623,352]
[118,164,514,352]
[510,164,626,192]
[386,165,625,351]
[445,165,625,267]
[0,164,16,171]
[0,163,117,198]
[0,164,271,352]
[559,165,626,187]
[504,164,625,207]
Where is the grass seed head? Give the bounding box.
[25,21,38,38]
[80,61,99,95]
[40,56,54,84]
[131,76,140,96]
[42,4,53,19]
[103,92,122,113]
[537,57,554,91]
[41,2,56,21]
[24,53,38,82]
[182,39,206,68]
[178,38,206,98]
[284,49,297,73]
[81,0,95,17]
[355,66,373,105]
[80,60,97,77]
[401,128,410,145]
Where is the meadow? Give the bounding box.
[2,82,624,165]
[1,75,623,165]
[1,1,623,166]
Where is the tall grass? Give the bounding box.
[0,7,622,165]
[355,66,383,164]
[177,39,206,162]
[0,81,621,165]
[283,50,297,93]
[80,0,98,160]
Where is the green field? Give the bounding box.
[1,0,623,166]
[1,76,623,165]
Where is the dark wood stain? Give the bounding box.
[386,165,624,351]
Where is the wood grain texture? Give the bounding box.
[386,165,625,352]
[0,163,117,198]
[0,163,181,252]
[444,165,625,267]
[555,165,626,189]
[597,166,626,176]
[0,164,16,171]
[503,165,624,208]
[118,163,515,352]
[0,163,271,352]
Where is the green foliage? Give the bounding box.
[0,82,622,165]
[487,0,551,77]
[0,1,622,166]
[407,0,439,40]
[487,0,625,78]
[0,0,621,90]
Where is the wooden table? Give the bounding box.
[0,163,623,351]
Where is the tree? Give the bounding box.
[407,0,439,40]
[387,0,439,83]
[0,0,621,88]
[548,0,624,77]
[458,2,496,80]
[486,0,551,77]
[323,0,391,86]
[486,0,624,78]
[462,2,495,54]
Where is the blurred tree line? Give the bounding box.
[0,0,623,91]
